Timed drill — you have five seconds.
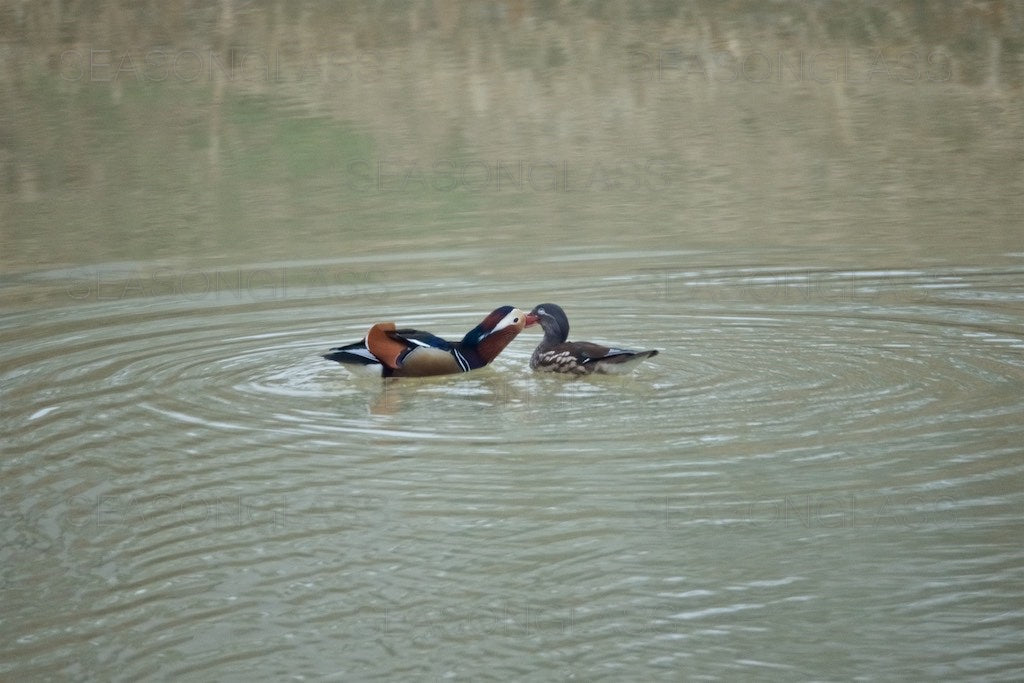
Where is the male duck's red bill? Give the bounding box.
[323,306,539,378]
[526,303,659,375]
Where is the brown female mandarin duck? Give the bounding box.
[526,303,659,375]
[323,306,538,378]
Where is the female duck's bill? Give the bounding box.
[526,303,659,375]
[324,306,539,378]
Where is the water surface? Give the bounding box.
[3,3,1024,680]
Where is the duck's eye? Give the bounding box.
[513,317,520,323]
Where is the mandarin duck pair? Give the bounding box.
[324,303,659,378]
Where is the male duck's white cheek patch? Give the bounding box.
[492,309,523,333]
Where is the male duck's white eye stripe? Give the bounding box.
[492,309,523,332]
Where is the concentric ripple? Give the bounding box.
[2,259,1023,680]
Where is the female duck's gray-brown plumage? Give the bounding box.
[527,303,659,375]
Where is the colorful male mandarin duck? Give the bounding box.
[527,303,659,375]
[323,306,538,378]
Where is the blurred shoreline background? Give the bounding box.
[2,1,1022,278]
